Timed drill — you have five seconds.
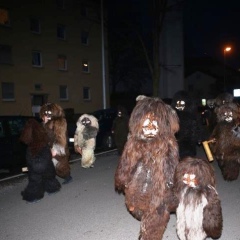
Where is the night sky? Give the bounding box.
[184,0,240,69]
[107,0,240,69]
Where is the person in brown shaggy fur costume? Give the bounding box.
[39,103,72,184]
[20,118,61,203]
[209,102,240,181]
[174,157,223,240]
[115,95,180,240]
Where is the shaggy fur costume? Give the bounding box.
[210,102,240,181]
[112,106,129,155]
[20,118,61,202]
[171,90,205,159]
[174,157,223,240]
[39,103,71,182]
[214,92,234,108]
[74,114,99,168]
[115,95,180,240]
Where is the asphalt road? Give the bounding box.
[0,147,240,240]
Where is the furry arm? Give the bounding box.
[203,186,223,239]
[114,139,138,192]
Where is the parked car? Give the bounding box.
[67,108,118,153]
[0,116,37,172]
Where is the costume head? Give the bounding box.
[207,99,215,109]
[215,102,238,123]
[171,90,196,113]
[117,105,128,118]
[39,103,65,123]
[215,92,233,107]
[130,95,179,141]
[77,114,99,130]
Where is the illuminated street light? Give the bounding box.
[224,46,231,91]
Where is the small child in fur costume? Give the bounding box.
[39,103,72,184]
[20,118,61,203]
[74,114,99,168]
[174,157,223,240]
[115,95,180,240]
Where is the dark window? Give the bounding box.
[60,85,68,100]
[81,31,89,45]
[81,4,87,17]
[56,0,65,9]
[2,82,15,100]
[58,55,67,70]
[83,87,90,100]
[32,51,42,67]
[30,18,40,33]
[0,45,12,64]
[57,24,66,40]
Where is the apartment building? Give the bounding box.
[0,0,109,116]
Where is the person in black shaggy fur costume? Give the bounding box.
[112,105,129,155]
[171,90,205,159]
[20,118,61,203]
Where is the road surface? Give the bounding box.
[0,148,240,240]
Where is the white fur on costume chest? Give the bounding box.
[52,143,66,155]
[176,188,208,240]
[51,143,66,167]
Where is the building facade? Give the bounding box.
[0,0,109,116]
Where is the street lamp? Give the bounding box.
[223,46,231,91]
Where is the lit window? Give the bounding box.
[58,55,67,70]
[32,51,42,67]
[0,45,12,64]
[83,87,90,100]
[57,24,66,40]
[30,18,41,33]
[59,85,68,100]
[0,8,10,26]
[81,31,89,45]
[82,60,89,73]
[2,82,15,101]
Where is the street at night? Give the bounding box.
[0,148,240,240]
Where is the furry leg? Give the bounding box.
[43,166,61,193]
[139,206,170,240]
[21,172,44,201]
[81,148,95,168]
[219,160,239,181]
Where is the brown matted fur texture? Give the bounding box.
[20,118,49,157]
[40,103,70,178]
[210,102,240,181]
[115,95,179,240]
[174,157,223,240]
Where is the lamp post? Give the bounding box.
[223,46,231,91]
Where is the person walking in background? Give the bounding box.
[112,105,129,155]
[39,103,73,185]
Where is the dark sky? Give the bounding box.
[107,0,240,69]
[184,0,240,69]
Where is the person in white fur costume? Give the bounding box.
[74,114,99,168]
